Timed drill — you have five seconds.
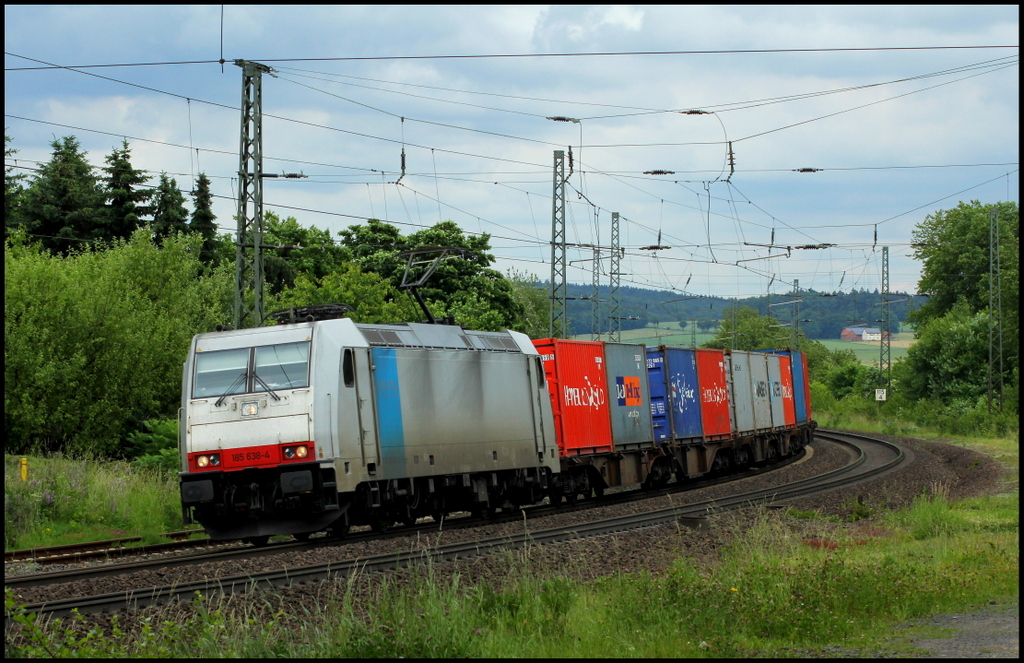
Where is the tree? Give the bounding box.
[907,200,1018,402]
[267,263,418,325]
[702,306,783,351]
[909,200,1018,330]
[17,136,107,255]
[150,173,189,243]
[506,269,550,339]
[5,228,232,455]
[899,301,992,403]
[188,173,221,267]
[337,219,524,330]
[262,211,351,295]
[101,139,153,243]
[5,132,27,232]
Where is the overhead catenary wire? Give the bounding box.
[7,41,1012,302]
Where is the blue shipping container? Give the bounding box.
[646,346,703,442]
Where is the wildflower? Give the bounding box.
[730,587,738,592]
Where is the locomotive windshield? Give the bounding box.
[193,341,310,399]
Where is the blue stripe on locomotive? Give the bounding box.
[645,347,703,441]
[371,347,406,472]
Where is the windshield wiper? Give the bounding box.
[215,371,248,407]
[253,373,282,401]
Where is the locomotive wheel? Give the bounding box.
[244,535,270,547]
[292,532,311,542]
[548,491,563,507]
[594,485,605,498]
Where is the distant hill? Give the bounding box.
[539,282,925,340]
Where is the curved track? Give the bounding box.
[5,430,904,620]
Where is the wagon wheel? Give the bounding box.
[244,535,270,548]
[292,532,311,542]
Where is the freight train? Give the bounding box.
[178,314,815,544]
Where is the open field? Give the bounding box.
[817,331,916,365]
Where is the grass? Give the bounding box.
[4,454,189,551]
[8,487,1017,657]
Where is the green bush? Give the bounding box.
[5,230,231,457]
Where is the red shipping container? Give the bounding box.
[533,338,613,455]
[778,354,797,427]
[694,348,732,440]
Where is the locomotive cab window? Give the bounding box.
[193,348,249,399]
[255,342,310,392]
[193,341,310,399]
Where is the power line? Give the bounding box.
[7,45,1018,71]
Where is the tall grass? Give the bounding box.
[4,454,184,550]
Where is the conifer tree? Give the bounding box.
[150,172,189,243]
[18,136,107,254]
[188,172,220,265]
[101,139,153,243]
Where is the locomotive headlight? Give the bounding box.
[241,402,258,417]
[295,445,309,458]
[283,446,295,459]
[196,454,220,469]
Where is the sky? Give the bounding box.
[4,5,1019,306]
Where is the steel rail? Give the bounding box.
[8,431,905,619]
[5,446,807,591]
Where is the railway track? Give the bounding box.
[5,430,903,619]
[4,439,809,586]
[4,530,210,565]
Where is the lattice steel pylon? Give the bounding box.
[549,150,567,338]
[609,212,621,342]
[233,60,273,329]
[879,247,891,394]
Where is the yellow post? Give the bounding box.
[20,457,28,481]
